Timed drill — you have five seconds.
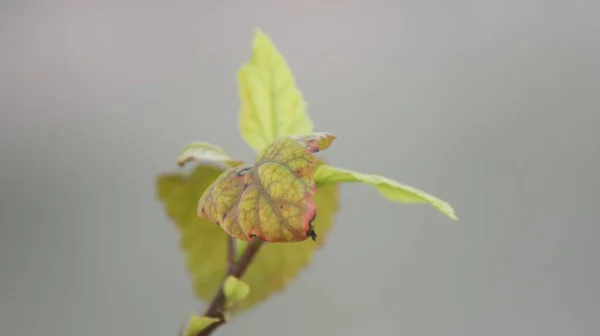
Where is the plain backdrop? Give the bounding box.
[1,1,599,335]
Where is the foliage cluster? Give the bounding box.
[157,29,457,335]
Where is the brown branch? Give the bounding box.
[196,238,264,336]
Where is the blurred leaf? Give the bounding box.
[156,161,340,315]
[177,141,241,167]
[314,165,458,220]
[157,165,229,303]
[238,28,313,153]
[223,276,250,305]
[185,315,219,336]
[198,136,334,242]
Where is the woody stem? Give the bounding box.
[196,238,264,336]
[226,237,236,273]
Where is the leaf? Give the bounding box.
[233,174,339,313]
[185,315,220,336]
[157,165,229,304]
[198,135,335,242]
[314,165,458,220]
[290,132,337,152]
[156,160,340,315]
[238,28,313,153]
[223,276,250,304]
[177,141,241,167]
[197,164,253,240]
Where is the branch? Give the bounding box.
[196,238,264,336]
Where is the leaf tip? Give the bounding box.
[252,26,264,37]
[439,203,459,221]
[320,132,337,149]
[251,26,272,47]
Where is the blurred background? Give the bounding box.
[1,1,599,335]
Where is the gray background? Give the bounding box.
[1,1,599,335]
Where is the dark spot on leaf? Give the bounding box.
[243,183,248,190]
[308,229,317,241]
[280,204,283,209]
[307,211,317,241]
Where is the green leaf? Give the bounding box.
[177,141,242,167]
[223,276,250,304]
[314,165,458,220]
[185,315,220,336]
[238,28,313,153]
[156,161,340,315]
[157,165,229,303]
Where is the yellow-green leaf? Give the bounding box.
[198,135,335,242]
[238,28,313,153]
[223,276,250,304]
[177,141,241,167]
[185,315,220,336]
[157,165,229,304]
[314,165,458,220]
[156,161,340,315]
[234,174,339,314]
[197,164,253,241]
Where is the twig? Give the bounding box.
[196,238,264,336]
